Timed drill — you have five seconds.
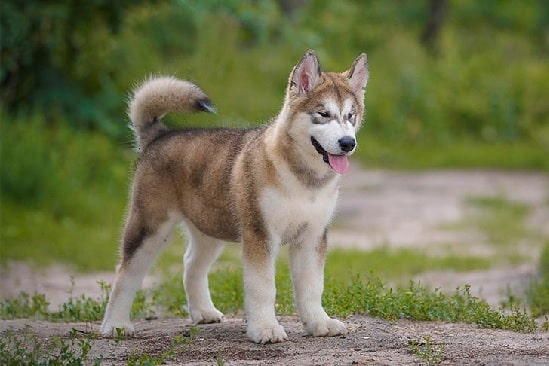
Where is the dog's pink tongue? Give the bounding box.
[328,154,349,174]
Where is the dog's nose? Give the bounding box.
[338,136,356,153]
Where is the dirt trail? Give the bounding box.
[333,167,549,308]
[1,316,548,365]
[1,167,549,364]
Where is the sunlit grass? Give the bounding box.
[0,115,130,272]
[438,194,542,265]
[527,241,549,318]
[355,136,549,171]
[0,268,538,333]
[464,196,534,247]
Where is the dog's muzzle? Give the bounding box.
[310,137,352,174]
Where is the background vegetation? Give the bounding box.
[1,0,548,318]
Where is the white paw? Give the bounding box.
[100,320,135,337]
[247,323,288,344]
[190,307,224,324]
[305,318,347,337]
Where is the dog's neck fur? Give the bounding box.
[265,106,338,190]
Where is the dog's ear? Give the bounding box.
[290,50,322,95]
[347,53,369,95]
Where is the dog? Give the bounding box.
[100,50,369,343]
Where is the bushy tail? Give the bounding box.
[128,76,216,151]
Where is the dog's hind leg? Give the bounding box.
[183,222,225,324]
[100,211,180,337]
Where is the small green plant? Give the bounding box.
[0,327,101,366]
[216,350,226,366]
[0,292,50,320]
[1,269,539,333]
[527,241,549,317]
[0,281,111,322]
[410,336,445,365]
[127,327,199,366]
[323,275,537,332]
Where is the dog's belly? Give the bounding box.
[259,186,338,244]
[182,193,240,241]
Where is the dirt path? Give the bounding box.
[2,316,548,365]
[333,167,549,308]
[1,167,549,364]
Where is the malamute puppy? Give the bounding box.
[100,50,369,343]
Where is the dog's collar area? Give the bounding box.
[311,137,330,164]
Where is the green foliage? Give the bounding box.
[0,281,110,322]
[1,2,548,265]
[0,292,50,320]
[410,336,445,365]
[0,113,128,214]
[0,114,128,270]
[127,329,198,366]
[323,275,536,332]
[1,268,538,333]
[0,0,151,137]
[1,0,548,146]
[0,328,101,366]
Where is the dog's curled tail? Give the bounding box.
[128,76,216,151]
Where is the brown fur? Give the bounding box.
[121,55,367,263]
[102,51,369,342]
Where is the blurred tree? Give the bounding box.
[0,0,152,134]
[421,0,448,55]
[276,0,308,17]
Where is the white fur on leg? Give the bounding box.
[100,264,139,336]
[100,213,179,337]
[183,222,225,324]
[289,238,347,338]
[243,241,288,344]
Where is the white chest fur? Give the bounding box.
[259,177,339,245]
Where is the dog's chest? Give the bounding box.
[259,182,338,243]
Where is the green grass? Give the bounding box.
[410,336,445,365]
[0,328,101,366]
[126,329,199,366]
[355,137,549,171]
[465,196,534,248]
[0,247,539,333]
[439,195,540,265]
[0,269,538,333]
[0,325,199,366]
[325,247,491,279]
[0,114,129,271]
[0,281,110,322]
[1,202,123,271]
[527,241,549,317]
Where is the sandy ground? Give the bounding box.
[1,316,548,365]
[1,167,549,364]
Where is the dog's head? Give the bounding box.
[282,50,369,175]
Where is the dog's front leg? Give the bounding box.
[242,232,288,344]
[289,230,347,337]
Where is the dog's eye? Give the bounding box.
[318,111,330,118]
[347,112,355,120]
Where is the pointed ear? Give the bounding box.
[347,53,369,94]
[290,50,322,95]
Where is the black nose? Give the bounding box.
[338,136,356,152]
